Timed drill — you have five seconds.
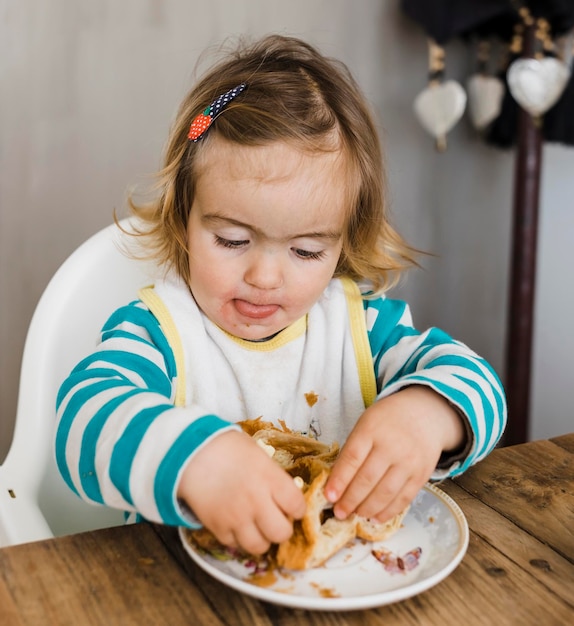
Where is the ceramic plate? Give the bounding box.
[179,483,468,611]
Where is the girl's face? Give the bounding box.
[187,137,349,340]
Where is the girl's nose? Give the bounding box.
[244,250,284,290]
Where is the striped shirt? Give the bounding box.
[55,276,506,528]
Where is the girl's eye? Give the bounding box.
[214,235,249,249]
[293,248,326,261]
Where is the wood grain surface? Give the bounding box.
[0,436,572,625]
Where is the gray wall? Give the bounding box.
[1,0,572,461]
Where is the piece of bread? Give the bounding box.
[355,511,407,542]
[276,469,357,570]
[189,418,408,570]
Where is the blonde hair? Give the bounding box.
[126,34,418,293]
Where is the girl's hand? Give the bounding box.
[324,386,465,522]
[177,430,306,555]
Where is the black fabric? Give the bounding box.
[400,0,512,44]
[401,0,574,42]
[529,0,574,34]
[401,0,574,147]
[544,71,574,145]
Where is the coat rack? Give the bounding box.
[401,0,574,446]
[504,23,541,445]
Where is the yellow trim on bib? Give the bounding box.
[340,277,377,408]
[221,315,307,351]
[138,286,187,408]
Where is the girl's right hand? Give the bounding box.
[177,430,306,555]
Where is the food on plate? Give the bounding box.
[188,418,408,570]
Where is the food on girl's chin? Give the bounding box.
[187,417,409,571]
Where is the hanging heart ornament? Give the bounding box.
[466,74,505,130]
[507,57,571,117]
[413,80,467,142]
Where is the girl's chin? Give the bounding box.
[212,314,279,340]
[232,323,283,341]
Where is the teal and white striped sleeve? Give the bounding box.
[363,295,507,478]
[54,300,238,527]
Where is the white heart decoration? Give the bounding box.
[466,74,505,130]
[507,57,571,117]
[413,80,467,140]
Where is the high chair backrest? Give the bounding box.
[0,218,159,546]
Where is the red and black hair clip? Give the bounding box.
[187,82,247,142]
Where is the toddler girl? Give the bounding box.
[56,34,506,555]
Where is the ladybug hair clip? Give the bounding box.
[187,82,247,142]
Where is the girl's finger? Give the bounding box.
[235,522,271,556]
[274,472,307,520]
[330,449,392,520]
[258,503,296,545]
[354,463,408,520]
[371,477,422,523]
[324,434,372,509]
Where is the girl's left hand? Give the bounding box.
[324,386,465,522]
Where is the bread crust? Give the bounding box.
[189,418,407,570]
[277,470,357,569]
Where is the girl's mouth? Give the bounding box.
[234,299,280,319]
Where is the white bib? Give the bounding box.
[139,276,375,444]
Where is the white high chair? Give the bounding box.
[0,218,158,546]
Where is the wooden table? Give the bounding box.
[1,435,572,625]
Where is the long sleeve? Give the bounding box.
[364,295,506,477]
[56,286,506,527]
[55,300,238,527]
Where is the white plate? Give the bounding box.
[179,483,468,611]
